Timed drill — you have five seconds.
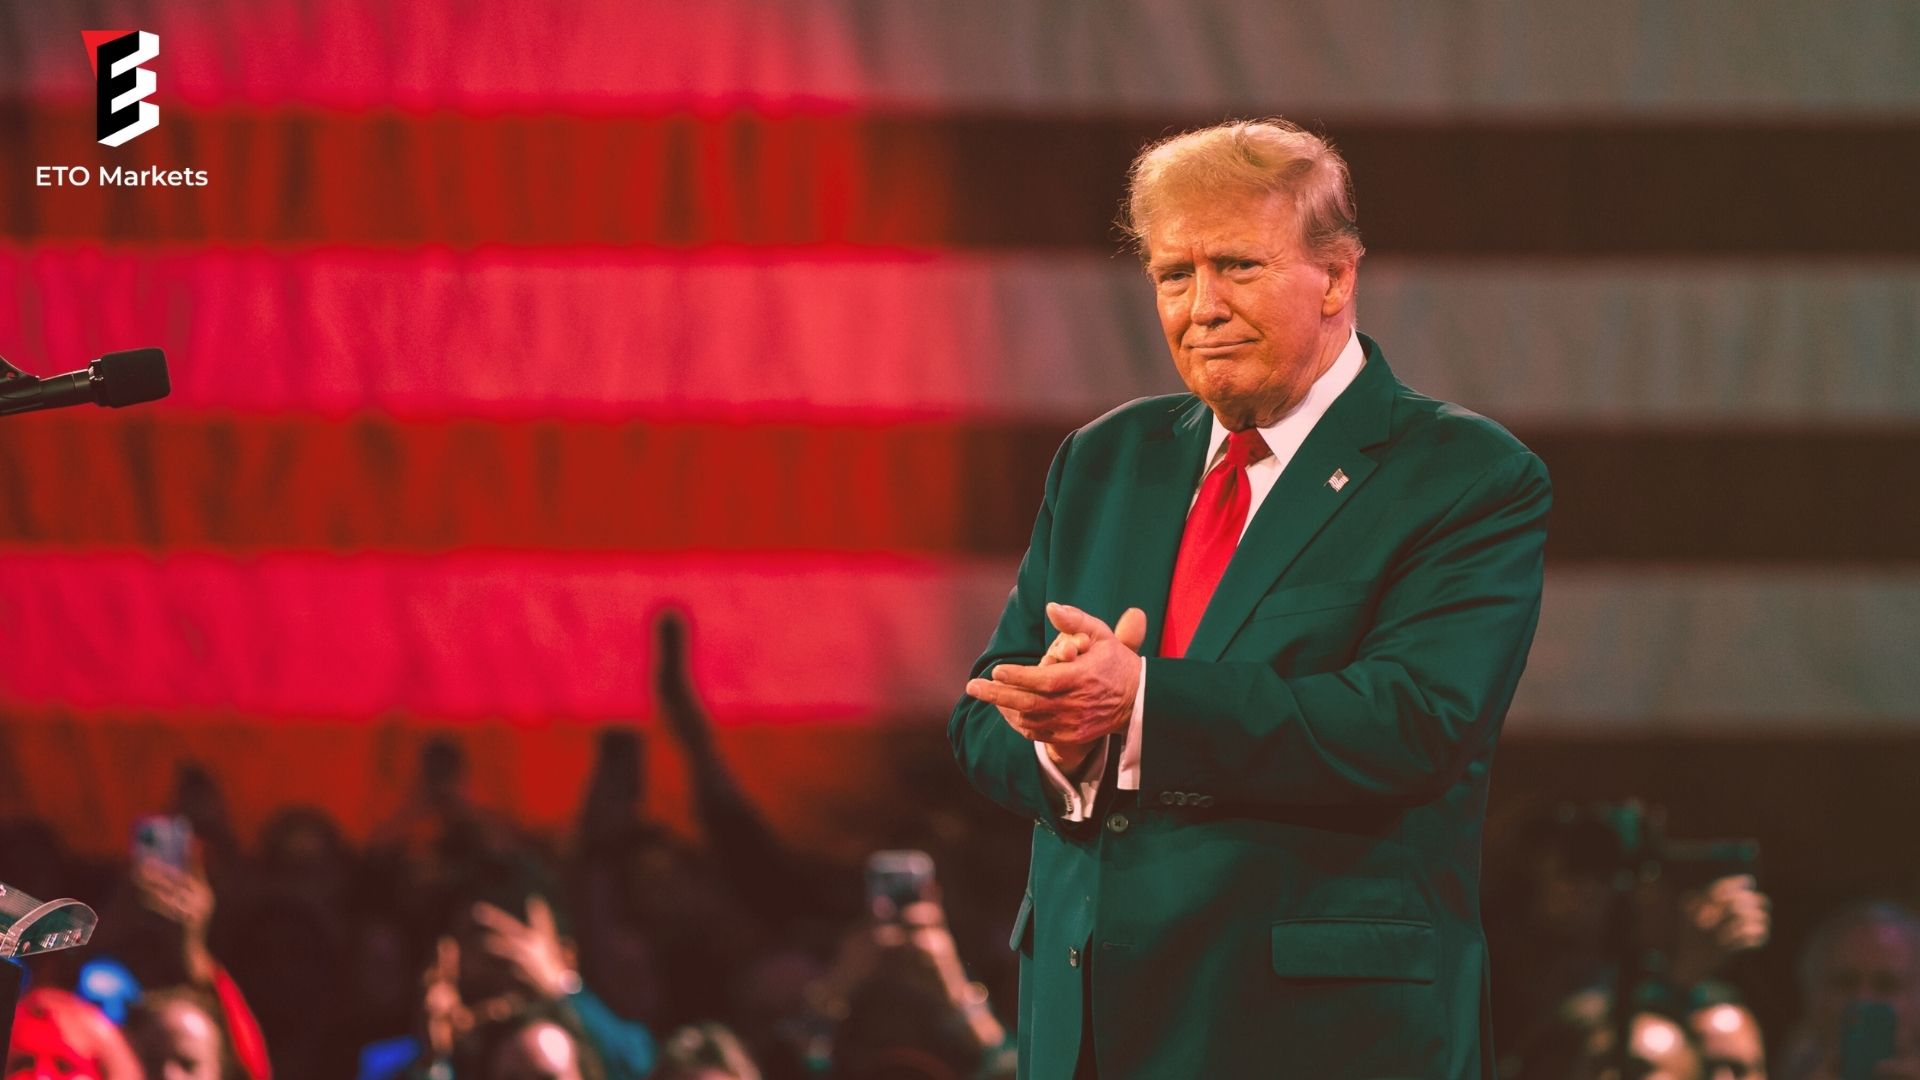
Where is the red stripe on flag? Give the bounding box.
[11,1,875,111]
[0,551,1012,721]
[5,108,961,250]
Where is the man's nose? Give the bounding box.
[1189,268,1229,325]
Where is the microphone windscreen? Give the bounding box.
[92,348,170,407]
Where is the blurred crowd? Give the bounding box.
[3,614,1917,1080]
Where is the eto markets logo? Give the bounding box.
[34,31,208,188]
[83,30,160,147]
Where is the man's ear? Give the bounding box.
[1321,259,1357,316]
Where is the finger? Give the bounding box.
[470,902,528,936]
[995,706,1039,739]
[967,679,1051,714]
[898,901,945,931]
[135,894,182,921]
[1007,718,1071,744]
[526,896,557,940]
[435,936,461,980]
[994,704,1069,743]
[1709,874,1756,899]
[991,663,1065,692]
[477,931,529,962]
[1114,607,1148,651]
[1042,632,1089,665]
[142,861,187,889]
[1046,602,1114,640]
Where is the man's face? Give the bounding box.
[134,1001,223,1080]
[1145,188,1354,429]
[490,1021,586,1080]
[1811,921,1920,1045]
[1580,1013,1702,1080]
[1689,1004,1766,1080]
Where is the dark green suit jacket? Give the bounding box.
[949,335,1550,1079]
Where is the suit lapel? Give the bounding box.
[1180,334,1400,662]
[1114,397,1212,658]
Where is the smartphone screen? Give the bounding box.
[1841,1001,1897,1080]
[131,815,192,869]
[866,849,935,919]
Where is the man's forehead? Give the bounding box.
[1143,190,1299,262]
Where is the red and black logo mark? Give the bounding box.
[82,30,161,147]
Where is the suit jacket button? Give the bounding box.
[1068,946,1081,968]
[1105,812,1130,833]
[1174,792,1191,806]
[1158,791,1176,805]
[1196,795,1215,808]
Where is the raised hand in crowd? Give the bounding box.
[647,608,833,937]
[875,899,1008,1057]
[422,936,476,1063]
[801,887,1010,1077]
[471,897,582,1003]
[653,609,716,761]
[1671,874,1772,989]
[131,849,218,989]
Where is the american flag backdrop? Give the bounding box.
[2,0,1919,855]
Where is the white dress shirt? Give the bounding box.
[1036,329,1367,820]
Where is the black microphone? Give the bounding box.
[0,348,170,417]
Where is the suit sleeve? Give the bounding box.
[1141,448,1551,807]
[948,432,1078,825]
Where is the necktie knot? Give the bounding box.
[1222,428,1272,471]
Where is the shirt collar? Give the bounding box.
[1203,328,1365,466]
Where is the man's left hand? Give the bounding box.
[966,603,1145,748]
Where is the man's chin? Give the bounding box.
[1195,383,1294,428]
[1195,392,1257,427]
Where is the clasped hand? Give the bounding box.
[965,602,1146,771]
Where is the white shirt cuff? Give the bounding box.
[1034,738,1108,821]
[1119,655,1144,789]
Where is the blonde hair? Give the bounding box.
[1122,118,1365,267]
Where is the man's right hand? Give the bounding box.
[969,604,1147,774]
[1037,628,1095,771]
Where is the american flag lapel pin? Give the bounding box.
[1326,468,1349,492]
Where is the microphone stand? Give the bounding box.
[0,355,77,418]
[0,355,41,416]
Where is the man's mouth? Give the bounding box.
[1191,339,1253,354]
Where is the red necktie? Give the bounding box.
[1162,428,1272,659]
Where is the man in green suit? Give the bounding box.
[951,119,1551,1079]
